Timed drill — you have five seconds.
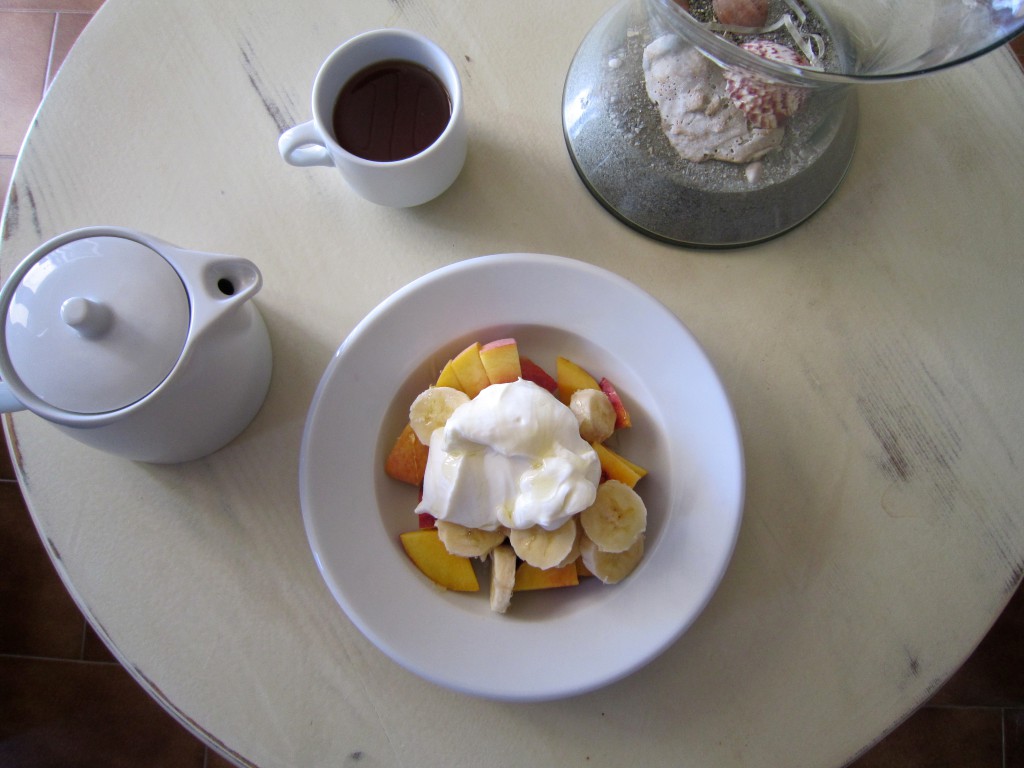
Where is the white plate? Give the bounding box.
[299,253,744,701]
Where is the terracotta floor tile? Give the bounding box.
[0,11,54,156]
[0,656,207,768]
[1007,710,1024,768]
[846,706,1002,768]
[0,0,102,11]
[82,622,118,663]
[0,431,17,481]
[0,480,85,659]
[47,11,93,89]
[206,749,241,768]
[930,583,1024,708]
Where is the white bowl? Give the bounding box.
[299,253,744,701]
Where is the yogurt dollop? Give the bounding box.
[416,379,601,531]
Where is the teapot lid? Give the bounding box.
[2,235,190,414]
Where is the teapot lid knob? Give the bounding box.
[60,297,113,338]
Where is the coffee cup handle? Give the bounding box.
[278,121,334,168]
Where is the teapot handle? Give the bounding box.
[0,381,27,414]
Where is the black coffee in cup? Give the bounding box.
[332,60,451,162]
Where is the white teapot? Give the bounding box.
[0,227,272,463]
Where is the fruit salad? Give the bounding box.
[384,338,649,613]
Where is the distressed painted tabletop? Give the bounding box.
[3,1,1024,766]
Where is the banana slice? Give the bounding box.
[490,545,516,613]
[408,386,470,445]
[509,519,578,570]
[579,533,645,584]
[556,519,583,568]
[569,388,617,443]
[579,479,647,553]
[436,520,507,558]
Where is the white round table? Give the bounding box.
[3,1,1024,766]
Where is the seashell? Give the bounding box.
[724,40,809,130]
[643,35,783,164]
[712,0,769,28]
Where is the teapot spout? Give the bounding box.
[207,257,263,303]
[162,245,264,340]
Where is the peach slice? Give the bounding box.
[592,441,648,488]
[435,359,462,390]
[479,338,522,384]
[451,342,490,398]
[400,529,480,592]
[513,561,580,592]
[385,423,429,486]
[519,355,558,393]
[599,377,632,429]
[555,356,600,404]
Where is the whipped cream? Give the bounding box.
[416,379,600,531]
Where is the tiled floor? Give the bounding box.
[2,5,1024,767]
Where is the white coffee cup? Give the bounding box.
[278,29,467,208]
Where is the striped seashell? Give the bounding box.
[724,39,809,130]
